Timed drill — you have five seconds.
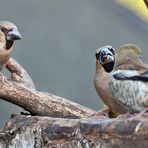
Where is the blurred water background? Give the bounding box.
[0,0,148,127]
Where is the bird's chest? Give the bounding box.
[109,79,148,112]
[0,49,11,68]
[94,73,111,103]
[0,41,5,50]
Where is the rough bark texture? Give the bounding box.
[0,79,94,118]
[0,115,148,148]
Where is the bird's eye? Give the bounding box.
[101,51,106,55]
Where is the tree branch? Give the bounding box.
[0,58,94,118]
[0,114,148,147]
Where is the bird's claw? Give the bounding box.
[91,107,110,117]
[91,111,107,116]
[126,108,148,121]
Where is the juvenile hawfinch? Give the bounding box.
[94,46,127,115]
[0,21,22,71]
[109,44,148,114]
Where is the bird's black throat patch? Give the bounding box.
[102,61,114,73]
[6,40,14,50]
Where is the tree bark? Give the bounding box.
[0,77,94,118]
[0,114,148,148]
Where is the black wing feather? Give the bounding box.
[113,72,148,82]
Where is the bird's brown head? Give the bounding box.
[116,44,141,65]
[95,46,115,73]
[0,21,22,50]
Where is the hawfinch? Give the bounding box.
[109,44,148,114]
[0,21,22,71]
[94,46,127,115]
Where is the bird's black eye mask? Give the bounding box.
[0,26,12,35]
[95,47,115,73]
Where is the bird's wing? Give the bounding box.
[113,70,148,82]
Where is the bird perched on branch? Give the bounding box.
[0,21,22,71]
[109,44,148,115]
[94,46,127,116]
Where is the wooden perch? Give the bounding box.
[0,58,94,118]
[0,58,147,147]
[0,114,148,147]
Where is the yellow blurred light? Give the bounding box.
[115,0,148,22]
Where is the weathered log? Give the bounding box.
[0,114,148,148]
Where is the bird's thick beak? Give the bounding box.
[6,29,22,41]
[103,54,114,64]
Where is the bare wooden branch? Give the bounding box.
[0,114,148,148]
[0,76,94,118]
[0,58,95,118]
[6,58,36,90]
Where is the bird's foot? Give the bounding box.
[91,106,111,117]
[126,114,141,122]
[126,109,148,121]
[117,113,136,121]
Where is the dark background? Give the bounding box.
[0,0,148,126]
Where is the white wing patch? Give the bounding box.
[113,70,139,77]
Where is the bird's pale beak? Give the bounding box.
[6,29,22,41]
[103,54,114,64]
